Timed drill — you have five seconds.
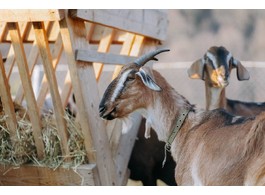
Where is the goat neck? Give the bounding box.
[140,70,194,142]
[205,77,227,111]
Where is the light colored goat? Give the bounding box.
[99,49,265,185]
[188,46,265,117]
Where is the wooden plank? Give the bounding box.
[32,21,70,158]
[70,9,168,41]
[60,71,72,108]
[59,13,96,165]
[0,164,98,186]
[76,49,136,66]
[14,40,39,104]
[36,33,63,109]
[0,10,64,22]
[7,22,44,159]
[59,11,117,185]
[0,52,17,142]
[93,26,114,81]
[4,44,16,80]
[115,113,142,185]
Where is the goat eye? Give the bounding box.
[126,76,135,82]
[126,73,136,82]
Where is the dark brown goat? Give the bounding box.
[128,118,177,186]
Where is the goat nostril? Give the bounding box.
[99,105,105,113]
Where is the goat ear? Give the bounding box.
[188,59,205,80]
[233,59,250,81]
[136,67,162,91]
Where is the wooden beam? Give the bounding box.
[0,10,64,22]
[0,52,17,142]
[0,164,99,186]
[70,9,168,41]
[76,49,136,65]
[59,10,117,185]
[32,21,70,158]
[7,22,44,159]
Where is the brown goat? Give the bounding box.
[99,49,265,185]
[188,46,265,117]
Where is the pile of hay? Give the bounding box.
[0,109,88,170]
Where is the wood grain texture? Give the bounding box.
[0,10,64,22]
[0,164,97,186]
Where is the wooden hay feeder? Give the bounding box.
[0,9,168,185]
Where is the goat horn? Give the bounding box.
[134,48,170,66]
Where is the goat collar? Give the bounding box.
[162,108,190,167]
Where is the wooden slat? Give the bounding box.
[93,26,114,81]
[0,52,17,142]
[14,40,39,104]
[0,22,7,42]
[59,11,117,185]
[76,49,136,66]
[36,33,63,109]
[70,9,168,41]
[32,21,70,158]
[0,10,64,22]
[7,22,44,159]
[4,44,15,80]
[60,71,72,108]
[0,164,98,186]
[112,32,136,80]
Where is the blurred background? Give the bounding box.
[159,10,265,62]
[151,9,265,109]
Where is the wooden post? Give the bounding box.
[59,10,117,185]
[7,22,44,159]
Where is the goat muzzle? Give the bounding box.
[99,105,116,120]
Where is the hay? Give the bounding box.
[0,109,88,170]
